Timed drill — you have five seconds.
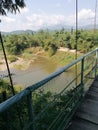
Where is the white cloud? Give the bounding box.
[26,14,66,29]
[18,7,29,14]
[27,9,95,28]
[78,9,95,26]
[0,16,15,23]
[64,9,95,26]
[1,8,95,32]
[78,9,94,20]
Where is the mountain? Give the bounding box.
[1,30,35,35]
[41,24,97,31]
[78,24,95,30]
[1,24,97,35]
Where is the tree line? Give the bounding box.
[1,29,98,56]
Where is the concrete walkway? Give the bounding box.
[67,77,98,130]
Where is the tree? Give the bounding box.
[0,0,25,15]
[0,0,26,95]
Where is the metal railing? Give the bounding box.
[0,48,98,130]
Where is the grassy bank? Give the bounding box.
[50,51,82,66]
[0,47,83,71]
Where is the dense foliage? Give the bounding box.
[0,83,82,130]
[0,29,97,129]
[1,29,98,56]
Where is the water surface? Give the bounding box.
[0,56,74,91]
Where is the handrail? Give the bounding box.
[0,48,98,113]
[0,48,98,130]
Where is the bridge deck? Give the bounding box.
[67,77,98,130]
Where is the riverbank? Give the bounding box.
[0,47,82,71]
[0,57,36,71]
[58,47,80,54]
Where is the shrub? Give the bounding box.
[8,55,18,63]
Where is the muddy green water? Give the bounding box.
[0,56,74,90]
[13,56,62,88]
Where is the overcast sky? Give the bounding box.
[0,0,97,32]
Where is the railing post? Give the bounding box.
[96,49,98,59]
[81,57,84,95]
[27,92,35,130]
[95,48,98,78]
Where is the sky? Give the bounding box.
[0,0,97,32]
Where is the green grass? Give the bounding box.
[0,61,3,65]
[21,47,42,60]
[50,51,83,66]
[8,55,18,63]
[0,47,83,70]
[22,52,34,60]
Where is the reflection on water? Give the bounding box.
[8,56,61,88]
[28,56,59,74]
[0,56,75,89]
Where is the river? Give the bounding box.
[0,56,75,91]
[13,56,61,88]
[0,56,60,87]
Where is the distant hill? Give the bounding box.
[1,30,35,35]
[78,24,95,30]
[42,24,97,31]
[55,24,97,30]
[1,24,97,35]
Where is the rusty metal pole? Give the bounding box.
[94,0,97,34]
[0,32,15,95]
[75,0,78,87]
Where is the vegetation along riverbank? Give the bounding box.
[1,29,97,70]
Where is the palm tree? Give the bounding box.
[0,0,25,15]
[0,0,26,95]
